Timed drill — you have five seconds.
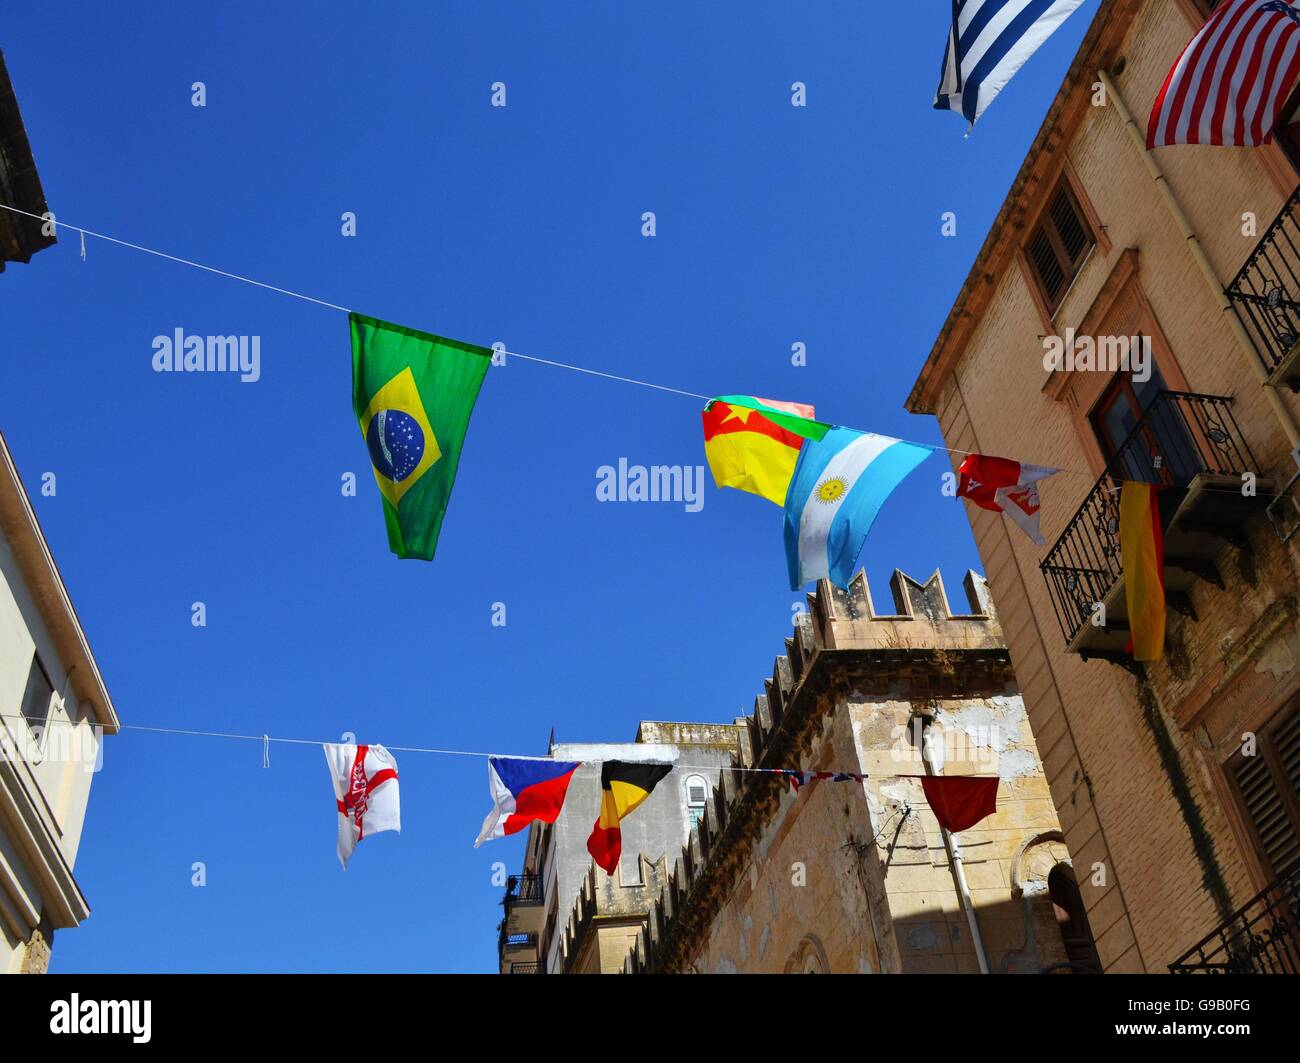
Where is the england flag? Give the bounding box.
[324,743,401,870]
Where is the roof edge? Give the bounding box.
[905,0,1141,416]
[0,432,118,732]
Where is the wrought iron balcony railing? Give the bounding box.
[1170,859,1300,973]
[499,929,538,951]
[503,874,543,905]
[506,962,544,974]
[1039,391,1259,656]
[1226,185,1300,385]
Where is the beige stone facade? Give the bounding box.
[907,0,1300,972]
[0,432,119,973]
[622,571,1079,974]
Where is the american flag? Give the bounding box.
[1148,0,1300,147]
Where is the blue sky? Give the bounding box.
[2,1,1095,972]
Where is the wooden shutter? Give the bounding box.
[1026,182,1095,312]
[1232,707,1300,878]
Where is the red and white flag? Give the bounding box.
[957,454,1058,546]
[1148,0,1300,148]
[324,743,400,870]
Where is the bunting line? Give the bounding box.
[10,203,1282,501]
[0,713,871,778]
[0,201,1106,481]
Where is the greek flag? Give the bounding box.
[935,0,1088,126]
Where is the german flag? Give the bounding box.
[702,396,829,506]
[586,761,673,874]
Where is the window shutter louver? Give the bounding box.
[1025,179,1096,313]
[1234,709,1300,877]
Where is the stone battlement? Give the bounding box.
[620,568,1017,974]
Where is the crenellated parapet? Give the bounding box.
[623,569,1015,974]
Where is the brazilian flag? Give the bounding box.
[351,313,491,560]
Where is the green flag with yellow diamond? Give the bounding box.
[351,312,491,560]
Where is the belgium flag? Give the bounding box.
[587,761,673,874]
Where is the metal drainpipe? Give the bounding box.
[919,718,990,975]
[1099,68,1300,451]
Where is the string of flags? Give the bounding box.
[3,715,1000,872]
[349,317,1073,584]
[7,3,1271,685]
[370,747,1002,871]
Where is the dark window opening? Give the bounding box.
[19,653,54,731]
[1026,182,1096,313]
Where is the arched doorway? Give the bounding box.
[1047,864,1102,973]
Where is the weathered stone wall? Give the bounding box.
[625,570,1072,974]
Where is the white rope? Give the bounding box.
[504,350,711,401]
[0,201,1155,481]
[0,714,819,776]
[0,203,352,312]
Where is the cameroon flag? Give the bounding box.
[587,761,673,875]
[702,396,829,505]
[1120,481,1165,661]
[351,313,491,560]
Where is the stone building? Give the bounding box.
[1,433,119,972]
[0,50,56,270]
[621,570,1080,974]
[907,0,1300,972]
[1,58,113,975]
[497,725,742,974]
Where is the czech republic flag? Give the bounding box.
[474,757,582,846]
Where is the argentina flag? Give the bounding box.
[935,0,1089,126]
[782,428,932,590]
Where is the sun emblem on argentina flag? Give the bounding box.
[815,476,847,503]
[359,366,441,506]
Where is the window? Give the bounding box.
[1228,705,1300,880]
[618,853,643,887]
[1088,361,1204,489]
[20,653,55,732]
[685,774,709,828]
[1273,83,1300,174]
[1025,181,1095,313]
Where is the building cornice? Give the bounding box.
[906,0,1143,416]
[0,730,91,931]
[0,432,118,732]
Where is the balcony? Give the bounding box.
[501,873,544,938]
[1040,391,1266,666]
[497,922,540,975]
[1226,185,1300,390]
[1170,860,1300,973]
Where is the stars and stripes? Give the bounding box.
[935,0,1089,127]
[1148,0,1300,147]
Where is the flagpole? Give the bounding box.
[920,720,990,975]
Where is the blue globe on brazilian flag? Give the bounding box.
[351,313,491,560]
